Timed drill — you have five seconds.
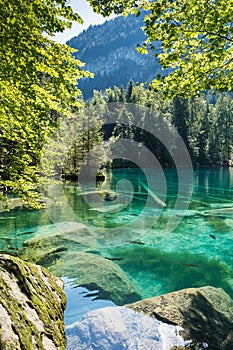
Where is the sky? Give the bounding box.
[54,0,116,43]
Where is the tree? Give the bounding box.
[42,101,107,182]
[126,79,134,102]
[212,94,233,165]
[172,98,189,147]
[96,82,233,166]
[88,0,233,97]
[0,0,91,207]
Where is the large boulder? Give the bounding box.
[127,286,233,350]
[0,254,66,350]
[49,252,141,305]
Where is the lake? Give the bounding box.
[0,168,232,326]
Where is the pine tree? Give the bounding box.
[126,79,134,102]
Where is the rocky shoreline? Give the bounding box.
[0,254,66,350]
[0,254,232,349]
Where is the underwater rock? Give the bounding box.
[20,221,96,266]
[50,252,141,305]
[21,235,79,267]
[55,221,90,235]
[66,306,186,350]
[0,254,66,349]
[24,221,95,247]
[88,203,126,213]
[127,286,233,350]
[55,221,95,245]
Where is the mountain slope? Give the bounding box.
[67,15,162,98]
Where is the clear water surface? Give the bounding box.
[0,168,232,325]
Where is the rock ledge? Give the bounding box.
[127,286,233,350]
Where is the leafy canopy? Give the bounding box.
[0,0,91,207]
[88,0,233,97]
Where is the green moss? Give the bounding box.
[0,337,21,350]
[108,246,233,299]
[0,286,43,349]
[207,216,230,233]
[0,254,66,349]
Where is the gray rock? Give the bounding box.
[50,252,141,305]
[127,286,233,350]
[66,306,186,350]
[0,254,66,349]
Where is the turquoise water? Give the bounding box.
[0,168,232,325]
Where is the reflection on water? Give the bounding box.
[0,168,232,324]
[63,280,115,325]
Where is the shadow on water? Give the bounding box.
[108,246,233,299]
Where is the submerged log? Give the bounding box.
[201,208,233,218]
[140,181,166,208]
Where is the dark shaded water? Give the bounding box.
[0,168,232,324]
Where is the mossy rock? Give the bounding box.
[0,254,66,349]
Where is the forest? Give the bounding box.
[67,15,146,62]
[60,82,233,181]
[1,0,233,207]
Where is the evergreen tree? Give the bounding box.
[172,98,189,148]
[213,95,233,165]
[197,100,211,166]
[97,84,233,168]
[126,80,134,102]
